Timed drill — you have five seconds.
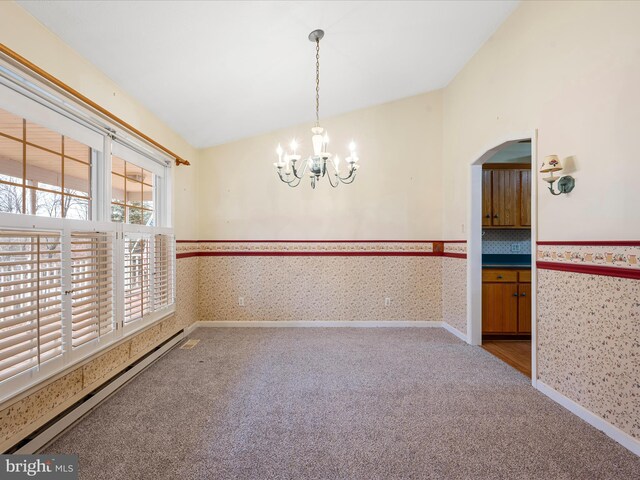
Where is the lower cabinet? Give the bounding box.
[517,283,531,333]
[482,269,531,335]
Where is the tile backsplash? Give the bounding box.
[482,229,531,255]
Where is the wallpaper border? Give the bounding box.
[177,251,441,258]
[176,240,468,243]
[537,241,640,279]
[176,240,468,259]
[538,241,640,246]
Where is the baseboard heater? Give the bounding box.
[6,330,185,454]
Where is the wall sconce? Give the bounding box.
[540,155,575,195]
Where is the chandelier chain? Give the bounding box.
[315,38,320,127]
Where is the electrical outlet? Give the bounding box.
[511,244,521,253]
[238,297,245,307]
[384,297,391,307]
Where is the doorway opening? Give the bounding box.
[467,135,537,383]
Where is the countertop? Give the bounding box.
[482,254,531,269]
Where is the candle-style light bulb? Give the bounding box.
[323,133,329,153]
[349,141,356,153]
[276,144,283,165]
[290,140,298,155]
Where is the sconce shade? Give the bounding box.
[540,155,563,173]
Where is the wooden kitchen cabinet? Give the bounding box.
[482,268,531,335]
[482,164,531,229]
[517,283,531,334]
[492,169,519,226]
[482,170,493,227]
[520,170,531,227]
[482,283,518,334]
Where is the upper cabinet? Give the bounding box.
[482,164,531,229]
[520,170,531,227]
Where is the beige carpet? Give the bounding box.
[44,328,640,479]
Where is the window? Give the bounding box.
[0,68,174,401]
[111,156,154,225]
[0,108,93,220]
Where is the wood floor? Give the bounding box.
[482,340,532,378]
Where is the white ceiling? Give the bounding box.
[18,1,519,148]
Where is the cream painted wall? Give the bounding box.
[442,0,640,241]
[198,91,443,240]
[0,1,199,239]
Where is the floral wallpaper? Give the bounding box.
[537,268,640,440]
[179,241,471,331]
[441,256,467,336]
[175,256,198,329]
[198,254,442,322]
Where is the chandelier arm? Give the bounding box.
[299,161,309,179]
[326,170,339,188]
[277,168,305,185]
[276,170,296,185]
[338,171,358,184]
[324,160,342,188]
[291,161,309,180]
[336,167,356,182]
[286,175,304,188]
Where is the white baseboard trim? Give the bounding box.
[442,322,468,343]
[536,381,640,457]
[183,322,199,336]
[193,320,443,328]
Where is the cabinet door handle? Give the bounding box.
[497,275,503,279]
[513,292,518,297]
[494,214,499,219]
[485,214,491,218]
[521,292,526,297]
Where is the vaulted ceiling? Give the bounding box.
[18,1,519,148]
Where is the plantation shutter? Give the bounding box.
[0,231,63,382]
[153,234,175,310]
[70,231,115,348]
[124,233,151,324]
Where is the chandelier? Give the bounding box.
[273,29,360,189]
